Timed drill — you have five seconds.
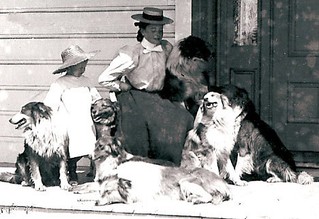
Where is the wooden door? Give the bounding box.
[272,0,319,154]
[217,0,319,164]
[218,0,261,113]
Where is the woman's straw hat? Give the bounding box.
[131,7,173,25]
[53,45,100,74]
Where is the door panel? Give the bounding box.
[217,0,261,112]
[272,0,319,152]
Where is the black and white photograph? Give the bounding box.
[0,0,318,218]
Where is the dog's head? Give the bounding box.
[91,98,119,126]
[95,175,131,206]
[201,91,222,119]
[217,84,253,115]
[195,85,253,128]
[9,102,52,131]
[166,36,213,101]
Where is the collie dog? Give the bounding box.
[91,136,231,206]
[183,85,313,185]
[86,98,120,178]
[160,35,213,115]
[0,102,71,191]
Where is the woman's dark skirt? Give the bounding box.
[116,90,194,165]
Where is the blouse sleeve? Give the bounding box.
[98,48,136,86]
[43,82,64,112]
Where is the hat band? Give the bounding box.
[142,13,164,21]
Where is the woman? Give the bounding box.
[44,45,101,184]
[99,7,194,165]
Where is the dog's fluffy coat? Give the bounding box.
[160,35,212,115]
[183,85,313,185]
[92,136,231,205]
[0,102,71,191]
[74,99,231,205]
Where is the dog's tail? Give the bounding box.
[296,171,314,185]
[0,172,21,184]
[266,158,314,185]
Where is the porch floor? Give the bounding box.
[0,163,319,219]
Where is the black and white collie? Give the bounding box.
[183,85,313,185]
[0,102,70,191]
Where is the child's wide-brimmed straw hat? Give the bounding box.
[53,45,100,74]
[131,7,173,25]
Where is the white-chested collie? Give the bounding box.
[183,85,313,186]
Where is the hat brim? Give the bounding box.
[53,50,100,74]
[131,14,173,25]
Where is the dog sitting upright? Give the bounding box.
[91,98,120,139]
[181,88,244,184]
[183,85,313,185]
[0,102,71,191]
[85,98,120,178]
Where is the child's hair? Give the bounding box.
[134,22,149,42]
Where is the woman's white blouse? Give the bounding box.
[99,38,172,92]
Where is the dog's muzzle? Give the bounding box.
[9,117,27,129]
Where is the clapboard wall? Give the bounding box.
[0,0,191,163]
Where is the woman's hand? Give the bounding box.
[119,81,132,91]
[102,81,121,92]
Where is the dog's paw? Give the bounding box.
[233,179,248,186]
[179,180,212,204]
[266,176,282,183]
[95,199,111,206]
[21,181,32,187]
[72,182,98,194]
[297,171,314,185]
[34,184,46,191]
[210,193,225,205]
[60,182,72,191]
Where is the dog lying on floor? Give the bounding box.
[0,102,71,191]
[82,136,231,206]
[182,85,313,186]
[73,99,231,205]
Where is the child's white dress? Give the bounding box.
[44,75,101,158]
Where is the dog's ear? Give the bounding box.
[32,102,51,123]
[198,99,204,112]
[220,94,228,109]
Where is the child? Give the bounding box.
[44,45,101,184]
